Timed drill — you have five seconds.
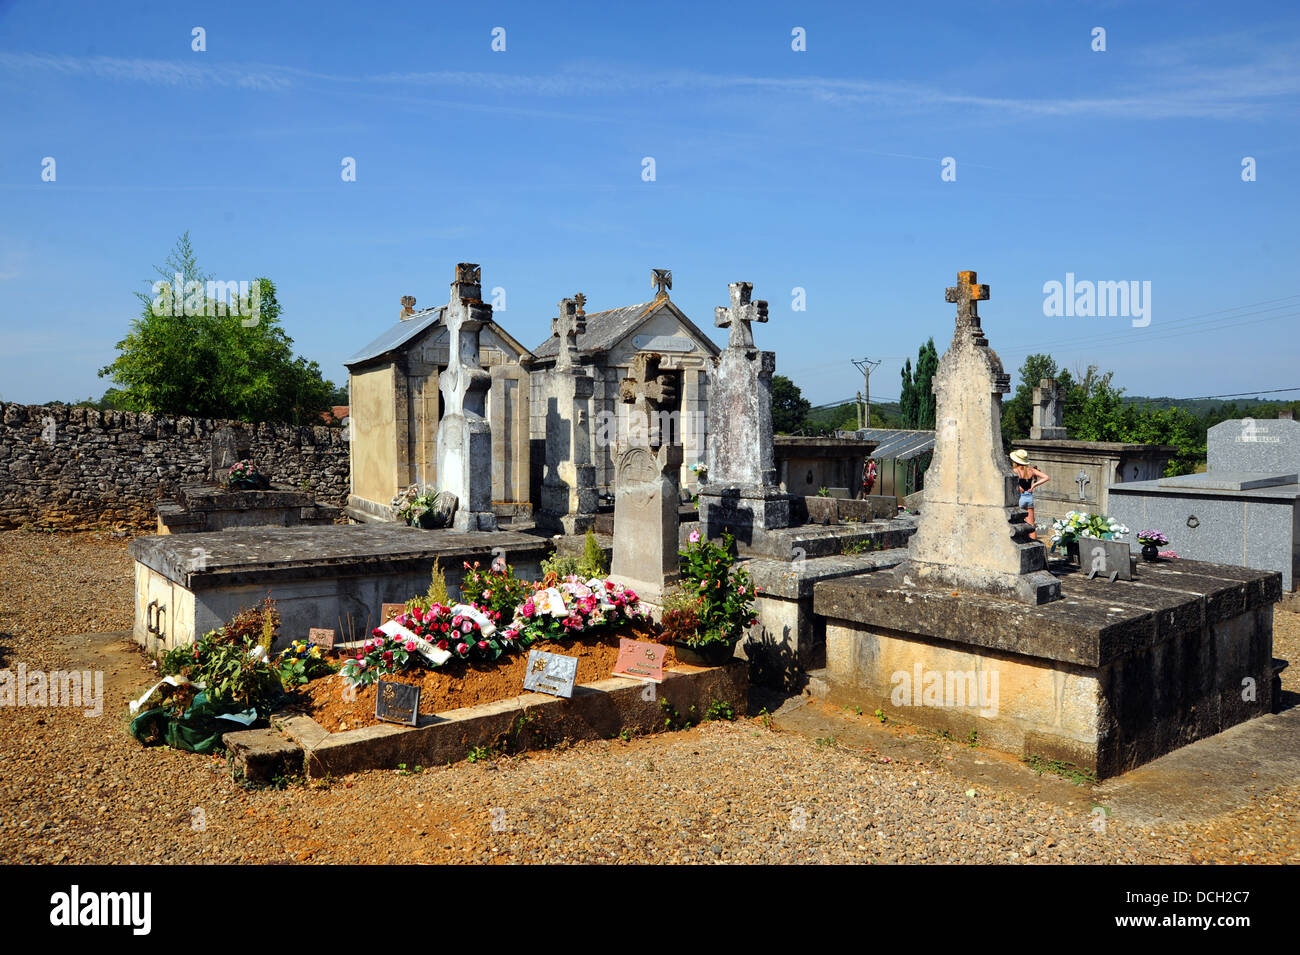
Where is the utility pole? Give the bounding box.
[851,358,881,430]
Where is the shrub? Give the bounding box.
[676,531,757,648]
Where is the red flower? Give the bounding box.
[477,640,488,650]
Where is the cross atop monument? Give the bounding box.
[620,352,675,447]
[714,281,769,350]
[945,270,989,336]
[651,269,672,299]
[573,292,586,318]
[451,262,482,303]
[552,296,584,371]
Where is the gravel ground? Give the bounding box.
[1,528,1296,865]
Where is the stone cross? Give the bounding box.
[552,297,584,372]
[945,270,990,338]
[619,352,675,448]
[1075,470,1091,501]
[714,281,769,350]
[400,295,417,320]
[651,269,672,298]
[1030,378,1067,440]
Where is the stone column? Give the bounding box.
[435,263,497,531]
[536,297,597,534]
[1030,378,1068,440]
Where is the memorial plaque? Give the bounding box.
[612,637,666,683]
[381,603,406,623]
[1082,538,1133,582]
[375,680,420,726]
[522,649,579,699]
[307,628,335,650]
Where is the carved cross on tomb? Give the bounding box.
[1075,470,1091,501]
[620,352,676,447]
[714,281,769,350]
[552,297,585,371]
[945,270,990,339]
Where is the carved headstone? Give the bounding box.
[537,296,597,535]
[435,263,497,531]
[698,282,791,545]
[1030,378,1068,440]
[901,271,1060,605]
[611,350,682,603]
[209,426,250,483]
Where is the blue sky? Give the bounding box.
[1,0,1297,409]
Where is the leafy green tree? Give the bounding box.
[771,374,811,433]
[899,359,916,428]
[1001,353,1075,448]
[914,338,939,430]
[98,234,340,424]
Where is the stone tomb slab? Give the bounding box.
[1158,471,1298,492]
[811,558,1280,779]
[129,524,551,653]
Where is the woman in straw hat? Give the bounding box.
[1009,449,1049,541]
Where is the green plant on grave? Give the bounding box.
[816,486,831,497]
[706,700,736,722]
[842,538,871,555]
[580,527,608,577]
[675,531,758,648]
[426,557,450,606]
[274,639,336,688]
[540,553,583,579]
[458,558,533,628]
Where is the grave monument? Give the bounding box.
[697,281,792,546]
[610,351,682,604]
[437,264,498,532]
[1109,416,1300,589]
[809,270,1281,779]
[536,295,598,535]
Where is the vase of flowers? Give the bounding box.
[1049,510,1129,564]
[227,459,261,489]
[1137,530,1168,561]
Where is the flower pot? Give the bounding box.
[1141,543,1160,562]
[1065,541,1080,564]
[672,639,736,667]
[416,510,438,529]
[229,477,258,490]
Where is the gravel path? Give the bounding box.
[1,529,1296,864]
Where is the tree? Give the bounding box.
[899,359,916,428]
[914,338,939,430]
[98,234,341,424]
[771,374,811,433]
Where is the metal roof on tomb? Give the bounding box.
[849,428,936,461]
[344,307,445,368]
[531,297,721,361]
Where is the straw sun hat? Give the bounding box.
[1009,449,1030,466]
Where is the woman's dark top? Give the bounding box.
[1016,472,1033,491]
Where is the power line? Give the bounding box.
[1138,386,1300,401]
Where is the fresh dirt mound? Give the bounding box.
[295,624,672,731]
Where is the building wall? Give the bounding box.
[0,403,348,530]
[349,364,399,509]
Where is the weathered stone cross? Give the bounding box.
[651,269,672,298]
[1075,470,1091,501]
[945,270,989,333]
[620,352,675,447]
[552,296,585,371]
[714,281,769,350]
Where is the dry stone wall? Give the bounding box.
[0,403,350,530]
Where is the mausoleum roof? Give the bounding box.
[344,307,445,368]
[531,297,720,362]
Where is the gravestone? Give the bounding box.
[523,649,579,698]
[698,281,792,545]
[1206,417,1300,474]
[375,680,420,726]
[209,426,251,483]
[436,263,497,531]
[1030,378,1068,440]
[610,351,682,603]
[901,271,1060,604]
[537,296,597,534]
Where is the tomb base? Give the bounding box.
[698,484,793,548]
[129,524,551,654]
[811,558,1280,779]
